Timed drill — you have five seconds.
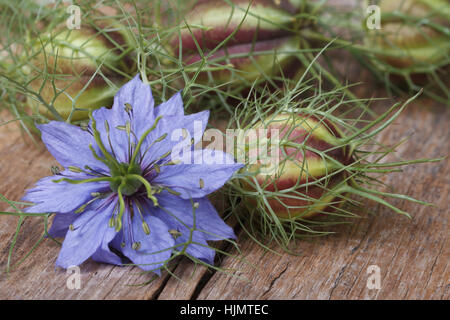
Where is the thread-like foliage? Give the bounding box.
[0,0,443,275]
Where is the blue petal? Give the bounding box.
[55,198,119,268]
[22,171,110,214]
[39,121,108,172]
[152,149,243,199]
[91,107,130,163]
[140,111,209,169]
[118,203,175,274]
[154,194,236,241]
[150,194,236,264]
[90,75,156,163]
[111,74,155,138]
[154,91,184,117]
[138,199,216,264]
[91,230,122,265]
[47,213,77,238]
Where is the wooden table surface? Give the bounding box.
[0,1,449,300]
[0,82,448,300]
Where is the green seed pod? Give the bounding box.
[24,19,135,121]
[169,0,311,85]
[242,112,352,219]
[366,0,450,71]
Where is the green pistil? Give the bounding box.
[129,115,163,165]
[89,111,122,172]
[89,144,109,166]
[115,180,126,232]
[52,177,114,184]
[127,174,158,206]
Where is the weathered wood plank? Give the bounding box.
[0,0,448,299]
[157,239,239,300]
[1,95,447,300]
[194,100,449,300]
[0,93,448,300]
[0,73,448,300]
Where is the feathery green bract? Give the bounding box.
[223,73,439,252]
[0,0,443,273]
[303,0,449,105]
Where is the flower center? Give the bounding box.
[52,110,166,233]
[109,162,144,196]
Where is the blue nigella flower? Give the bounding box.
[23,75,243,274]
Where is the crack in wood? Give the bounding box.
[424,239,446,295]
[328,265,347,299]
[189,238,238,300]
[262,262,289,298]
[149,271,176,300]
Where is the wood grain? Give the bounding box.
[0,0,448,299]
[0,96,447,300]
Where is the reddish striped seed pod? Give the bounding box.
[242,112,352,219]
[24,19,135,121]
[366,0,450,71]
[170,0,308,85]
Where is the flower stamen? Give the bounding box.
[135,200,151,235]
[67,165,105,177]
[124,103,133,114]
[132,242,141,250]
[89,111,121,172]
[51,165,61,175]
[84,165,108,177]
[108,203,119,228]
[74,192,109,214]
[169,229,182,239]
[142,150,172,174]
[139,133,168,164]
[104,120,118,159]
